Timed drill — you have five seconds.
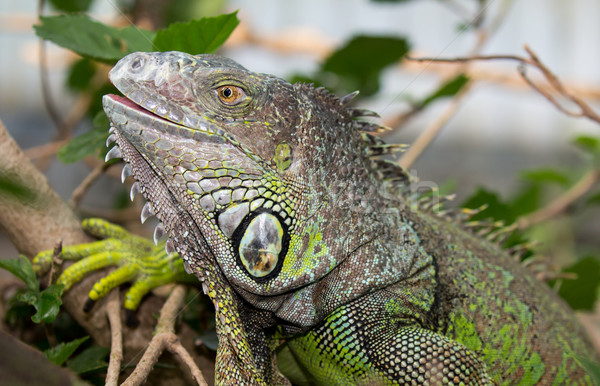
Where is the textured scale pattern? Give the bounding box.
[34,51,599,385]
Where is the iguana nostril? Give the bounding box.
[131,57,144,70]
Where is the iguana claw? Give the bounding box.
[32,218,192,313]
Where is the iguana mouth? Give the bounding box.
[105,94,169,123]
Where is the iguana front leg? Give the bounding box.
[285,295,493,385]
[33,218,192,313]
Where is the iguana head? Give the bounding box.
[103,51,414,330]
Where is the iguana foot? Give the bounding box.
[33,218,192,314]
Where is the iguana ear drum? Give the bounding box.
[232,210,289,282]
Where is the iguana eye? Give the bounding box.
[238,212,284,279]
[216,85,246,105]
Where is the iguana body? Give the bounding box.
[45,51,597,384]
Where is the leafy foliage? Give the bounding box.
[153,11,239,54]
[0,256,64,323]
[34,15,155,64]
[57,111,110,163]
[420,74,469,108]
[520,168,569,187]
[48,0,93,13]
[67,345,110,374]
[558,257,600,311]
[0,255,39,290]
[45,337,90,366]
[573,135,600,158]
[320,35,410,96]
[578,355,600,384]
[67,58,96,91]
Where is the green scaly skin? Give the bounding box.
[36,51,598,384]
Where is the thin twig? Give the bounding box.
[169,341,209,386]
[517,168,600,229]
[122,285,208,386]
[37,0,63,132]
[47,241,63,287]
[155,285,186,333]
[69,163,112,208]
[396,1,512,167]
[24,138,70,160]
[105,289,123,386]
[406,54,529,64]
[399,83,473,169]
[407,46,600,125]
[403,56,600,101]
[121,333,168,386]
[522,46,600,124]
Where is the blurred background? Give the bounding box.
[1,0,599,314]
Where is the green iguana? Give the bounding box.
[34,51,598,384]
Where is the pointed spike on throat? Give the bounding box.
[153,222,166,245]
[121,164,132,183]
[105,146,122,162]
[140,201,154,224]
[130,181,141,201]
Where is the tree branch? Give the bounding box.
[398,83,473,169]
[407,45,600,125]
[517,168,600,229]
[105,289,123,386]
[122,285,209,386]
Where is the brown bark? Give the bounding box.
[0,118,153,354]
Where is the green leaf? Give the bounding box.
[558,256,600,311]
[67,58,96,91]
[48,0,92,13]
[0,256,39,290]
[321,35,410,96]
[520,168,569,186]
[164,0,228,25]
[572,135,600,157]
[462,187,514,223]
[119,26,159,53]
[587,191,600,206]
[67,346,110,374]
[58,111,110,163]
[19,284,64,324]
[45,337,89,366]
[48,0,93,12]
[153,11,239,54]
[420,74,469,108]
[509,184,540,219]
[34,15,155,64]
